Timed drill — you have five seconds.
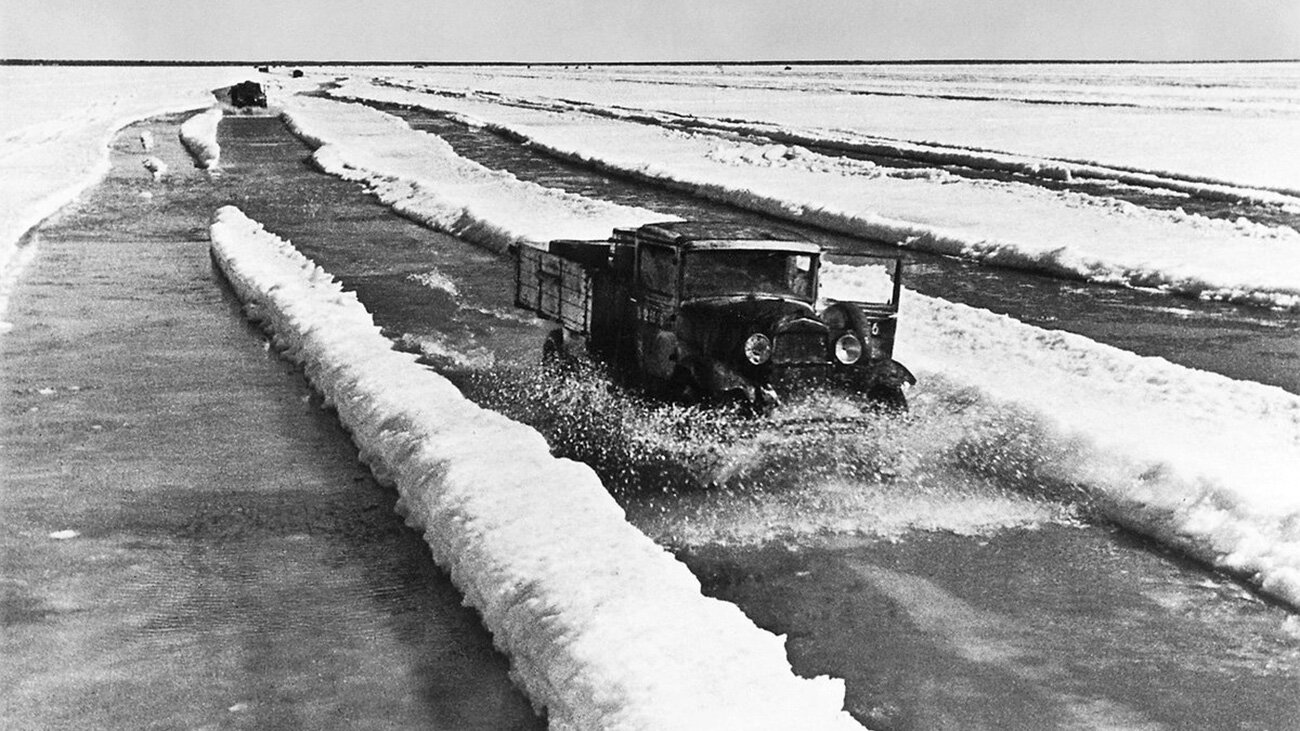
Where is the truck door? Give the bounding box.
[633,243,679,380]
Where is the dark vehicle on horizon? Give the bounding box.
[229,80,267,108]
[514,221,915,411]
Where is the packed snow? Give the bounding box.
[179,106,223,169]
[824,263,1300,606]
[279,94,669,251]
[0,66,244,329]
[274,92,1300,607]
[324,76,1300,310]
[209,205,865,731]
[352,63,1300,192]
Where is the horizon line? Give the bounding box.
[4,57,1299,67]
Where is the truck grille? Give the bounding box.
[773,332,826,364]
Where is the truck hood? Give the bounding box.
[678,297,825,354]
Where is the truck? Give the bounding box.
[513,220,916,411]
[229,80,267,108]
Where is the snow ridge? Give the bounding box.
[377,77,1300,205]
[208,205,866,731]
[334,78,1300,311]
[825,264,1300,607]
[179,107,222,169]
[279,96,670,252]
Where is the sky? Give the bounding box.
[1,0,1298,63]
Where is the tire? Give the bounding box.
[663,366,700,403]
[867,384,908,412]
[541,330,568,367]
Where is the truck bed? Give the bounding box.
[514,244,594,335]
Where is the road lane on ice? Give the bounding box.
[0,116,539,729]
[210,109,1300,729]
[682,531,1300,730]
[0,67,247,330]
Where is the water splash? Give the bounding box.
[449,363,1086,547]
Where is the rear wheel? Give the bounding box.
[541,329,571,368]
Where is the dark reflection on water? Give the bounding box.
[682,528,1300,731]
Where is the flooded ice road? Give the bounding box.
[680,530,1300,730]
[208,112,1300,729]
[0,116,540,729]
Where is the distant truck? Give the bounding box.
[229,80,267,108]
[514,221,915,411]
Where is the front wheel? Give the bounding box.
[866,384,908,412]
[664,366,701,403]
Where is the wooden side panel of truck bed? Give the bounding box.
[514,245,593,335]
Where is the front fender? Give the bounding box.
[870,359,916,388]
[700,359,756,403]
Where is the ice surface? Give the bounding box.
[209,206,866,730]
[0,66,245,327]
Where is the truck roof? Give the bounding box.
[618,220,819,253]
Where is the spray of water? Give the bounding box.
[447,362,1088,548]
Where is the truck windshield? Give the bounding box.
[682,250,814,300]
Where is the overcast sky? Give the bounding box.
[2,0,1298,62]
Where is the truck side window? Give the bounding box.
[787,254,812,297]
[637,245,676,294]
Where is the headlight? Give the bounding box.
[743,333,772,365]
[834,333,862,364]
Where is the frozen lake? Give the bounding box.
[3,64,1299,729]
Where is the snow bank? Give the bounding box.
[332,78,1300,310]
[179,106,222,169]
[208,205,866,731]
[361,63,1300,192]
[0,66,244,329]
[825,263,1300,606]
[369,75,1300,208]
[278,95,670,252]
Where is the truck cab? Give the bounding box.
[515,221,915,410]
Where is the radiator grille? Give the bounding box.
[773,332,826,364]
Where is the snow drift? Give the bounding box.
[179,106,222,169]
[279,95,670,252]
[359,63,1300,193]
[208,205,866,731]
[824,264,1300,607]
